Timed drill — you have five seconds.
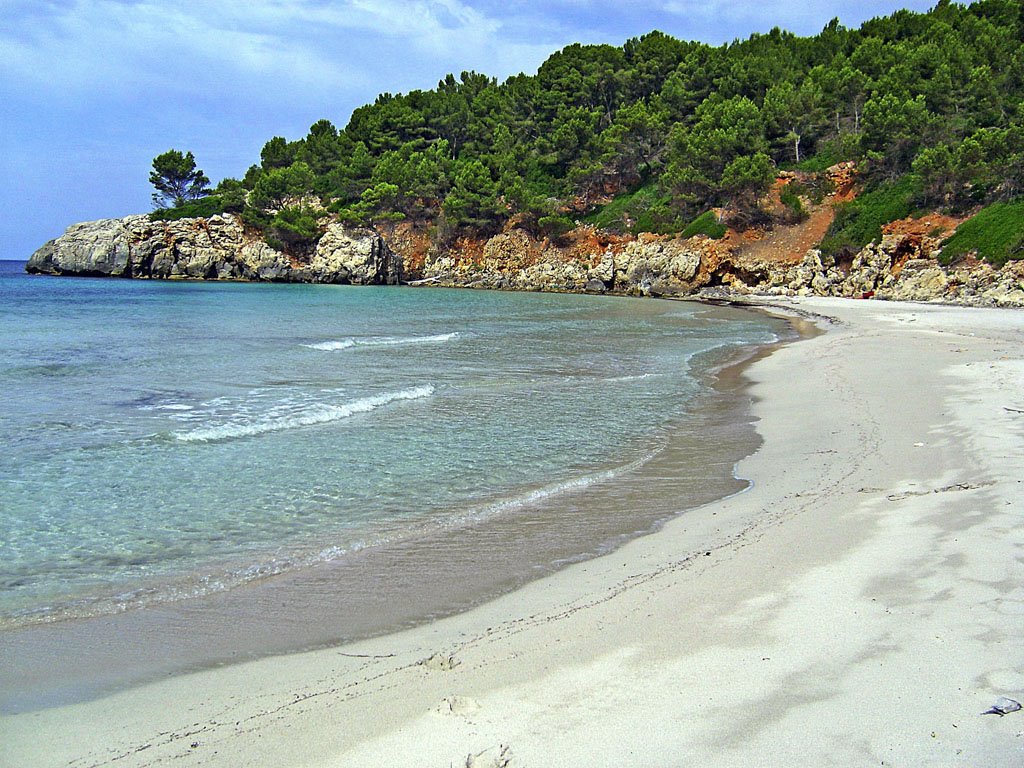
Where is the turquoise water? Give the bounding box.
[0,260,783,709]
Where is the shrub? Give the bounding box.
[537,214,575,240]
[584,183,678,234]
[681,210,727,239]
[779,187,809,223]
[820,175,919,256]
[939,201,1024,266]
[150,195,229,221]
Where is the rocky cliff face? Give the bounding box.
[26,210,1024,308]
[413,227,719,297]
[26,214,400,285]
[399,225,1024,307]
[712,234,1024,307]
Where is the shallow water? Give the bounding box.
[0,261,787,712]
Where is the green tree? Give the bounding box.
[336,183,406,226]
[323,142,375,204]
[442,159,504,229]
[721,153,775,209]
[812,61,868,133]
[861,93,932,178]
[260,137,298,171]
[602,101,669,178]
[213,178,247,212]
[249,162,316,210]
[370,140,453,214]
[149,150,210,209]
[622,31,689,100]
[298,120,345,176]
[664,94,770,211]
[157,0,1024,243]
[763,80,823,164]
[270,205,322,250]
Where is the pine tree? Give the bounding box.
[149,150,210,209]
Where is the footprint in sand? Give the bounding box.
[421,651,461,671]
[464,744,512,768]
[438,695,481,716]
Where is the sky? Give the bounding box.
[0,0,939,260]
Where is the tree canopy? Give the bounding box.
[149,150,210,209]
[154,0,1024,247]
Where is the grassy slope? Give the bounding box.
[939,201,1024,266]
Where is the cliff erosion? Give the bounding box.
[26,200,1024,308]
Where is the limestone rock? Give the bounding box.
[881,260,949,302]
[614,236,702,296]
[26,216,146,277]
[465,745,512,768]
[421,652,460,671]
[26,214,399,285]
[589,250,615,284]
[29,210,1022,307]
[309,223,400,284]
[482,230,536,271]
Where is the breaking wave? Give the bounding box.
[303,332,459,351]
[173,385,435,442]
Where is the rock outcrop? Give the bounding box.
[26,214,400,285]
[25,208,1024,308]
[397,219,1023,308]
[728,233,1024,307]
[414,227,719,297]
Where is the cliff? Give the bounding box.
[386,224,1023,308]
[26,214,401,285]
[26,199,1024,308]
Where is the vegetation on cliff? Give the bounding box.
[938,200,1024,265]
[153,0,1024,263]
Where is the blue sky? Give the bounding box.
[1,0,937,260]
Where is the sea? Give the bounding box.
[0,259,789,712]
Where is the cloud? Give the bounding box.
[0,0,942,260]
[657,0,937,39]
[0,0,552,110]
[2,2,359,101]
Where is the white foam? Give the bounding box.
[174,385,435,442]
[457,450,660,525]
[303,333,458,351]
[303,340,356,351]
[603,373,660,383]
[368,332,459,346]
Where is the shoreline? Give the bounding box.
[0,297,786,716]
[4,297,1023,766]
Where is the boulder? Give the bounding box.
[26,216,145,277]
[310,223,401,284]
[614,236,702,295]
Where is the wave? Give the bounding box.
[602,372,660,383]
[451,449,661,527]
[173,385,434,442]
[303,332,458,351]
[303,340,356,351]
[138,403,194,412]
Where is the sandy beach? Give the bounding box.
[3,296,1023,767]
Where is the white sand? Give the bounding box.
[4,297,1023,767]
